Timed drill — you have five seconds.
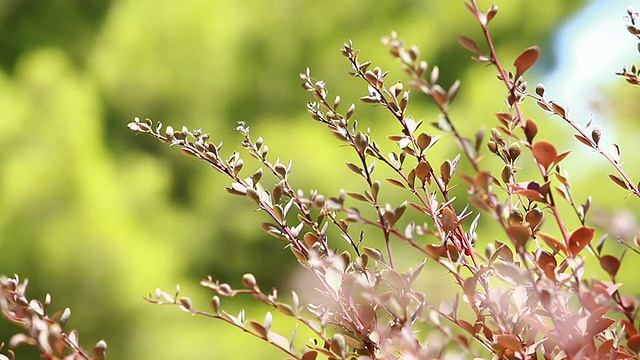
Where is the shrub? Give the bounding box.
[2,1,640,359]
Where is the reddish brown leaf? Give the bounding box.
[597,339,614,358]
[415,161,431,182]
[550,102,566,117]
[621,319,638,337]
[599,255,621,278]
[513,189,546,202]
[555,150,571,164]
[531,140,558,169]
[609,174,629,190]
[568,226,595,256]
[507,225,531,248]
[612,350,637,359]
[536,251,557,280]
[628,334,640,353]
[537,100,551,111]
[514,46,540,78]
[580,292,600,313]
[417,132,433,151]
[574,134,594,148]
[524,119,538,143]
[537,232,567,254]
[430,86,448,106]
[587,306,609,325]
[526,208,543,228]
[248,320,268,338]
[457,319,475,334]
[386,177,407,189]
[303,232,320,248]
[456,35,482,54]
[496,334,524,353]
[425,244,446,259]
[441,207,458,233]
[588,317,615,338]
[495,112,513,124]
[301,351,319,360]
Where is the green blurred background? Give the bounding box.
[2,0,639,358]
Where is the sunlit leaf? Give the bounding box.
[599,255,621,278]
[496,334,523,353]
[568,226,595,256]
[608,174,629,190]
[514,46,540,78]
[531,140,557,169]
[456,35,482,54]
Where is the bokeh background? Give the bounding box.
[1,0,639,358]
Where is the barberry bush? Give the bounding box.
[2,1,640,359]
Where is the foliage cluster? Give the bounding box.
[1,1,639,359]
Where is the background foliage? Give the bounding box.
[4,0,639,358]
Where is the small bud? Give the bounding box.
[408,45,420,61]
[178,297,193,312]
[165,125,174,139]
[242,273,257,289]
[485,242,495,260]
[60,308,71,327]
[210,296,220,313]
[92,340,108,360]
[535,83,545,97]
[501,166,511,184]
[526,208,543,228]
[218,283,233,296]
[490,128,504,145]
[354,132,369,154]
[591,126,602,145]
[508,142,521,161]
[313,194,326,208]
[508,209,524,225]
[487,140,498,154]
[331,333,347,356]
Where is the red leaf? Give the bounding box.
[514,46,540,78]
[456,35,482,54]
[621,319,637,337]
[248,320,268,338]
[514,188,546,203]
[555,150,571,164]
[609,174,629,190]
[597,339,614,358]
[507,225,531,248]
[587,317,615,337]
[550,102,566,117]
[568,226,595,256]
[537,232,567,254]
[574,134,594,148]
[457,319,476,334]
[536,251,557,280]
[532,140,558,169]
[301,351,319,360]
[386,177,407,189]
[599,255,621,278]
[496,334,523,353]
[524,119,538,143]
[628,334,640,353]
